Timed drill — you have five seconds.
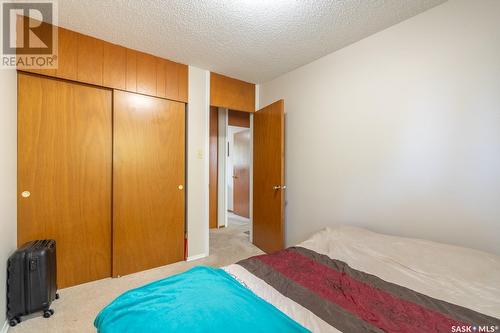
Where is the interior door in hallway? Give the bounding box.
[113,90,185,277]
[18,73,112,288]
[253,100,285,253]
[233,130,250,218]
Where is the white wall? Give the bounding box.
[187,66,209,259]
[0,68,18,326]
[259,0,500,255]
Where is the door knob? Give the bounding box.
[178,185,184,190]
[21,191,31,198]
[272,185,286,191]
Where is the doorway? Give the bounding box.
[228,125,250,233]
[208,99,285,254]
[209,108,252,241]
[228,126,250,218]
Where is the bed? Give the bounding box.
[95,226,500,332]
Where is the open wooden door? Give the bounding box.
[253,100,285,253]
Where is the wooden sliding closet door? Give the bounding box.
[113,90,185,277]
[18,73,112,288]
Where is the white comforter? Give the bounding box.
[224,226,500,332]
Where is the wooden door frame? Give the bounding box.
[217,108,228,228]
[248,113,254,243]
[209,106,218,229]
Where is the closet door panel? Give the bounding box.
[103,42,126,89]
[136,52,157,96]
[15,16,56,76]
[177,63,188,103]
[113,91,185,277]
[18,73,112,288]
[77,34,104,85]
[165,59,179,101]
[156,58,167,98]
[125,49,138,92]
[55,27,78,80]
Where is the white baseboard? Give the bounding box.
[186,253,207,262]
[1,320,9,333]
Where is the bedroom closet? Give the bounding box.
[17,22,188,288]
[112,91,185,277]
[18,74,113,288]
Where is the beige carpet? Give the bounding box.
[11,222,262,333]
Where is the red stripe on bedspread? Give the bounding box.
[256,250,468,333]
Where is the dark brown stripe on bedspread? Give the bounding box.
[237,247,500,333]
[238,256,384,333]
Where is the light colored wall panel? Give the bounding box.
[187,66,209,259]
[0,69,17,326]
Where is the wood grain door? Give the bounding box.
[253,100,285,253]
[113,90,185,277]
[77,34,104,86]
[18,73,112,288]
[233,130,250,218]
[209,106,218,229]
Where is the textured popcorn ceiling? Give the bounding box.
[58,0,447,83]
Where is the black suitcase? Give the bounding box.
[6,240,58,327]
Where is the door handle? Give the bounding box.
[273,185,281,190]
[21,191,31,198]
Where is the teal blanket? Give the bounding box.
[95,266,309,333]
